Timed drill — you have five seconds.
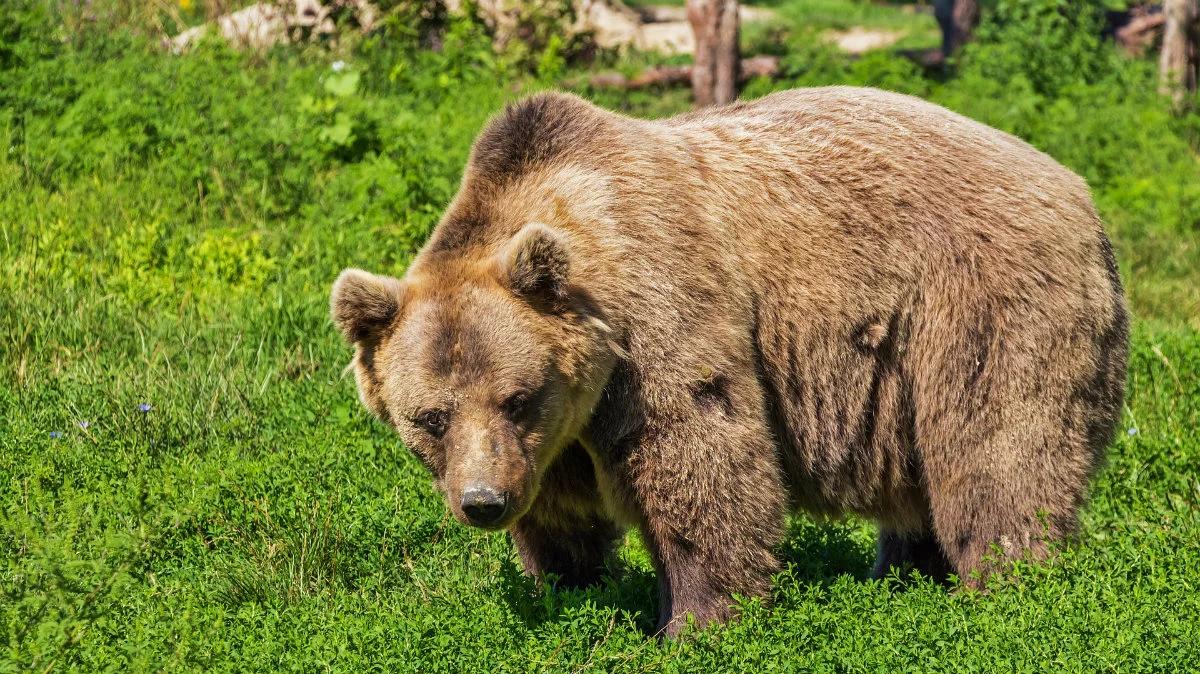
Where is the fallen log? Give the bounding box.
[1115,9,1166,54]
[586,54,778,89]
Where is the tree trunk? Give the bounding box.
[952,0,979,51]
[687,0,739,107]
[1160,0,1200,104]
[934,0,978,57]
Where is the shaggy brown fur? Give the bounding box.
[331,87,1128,635]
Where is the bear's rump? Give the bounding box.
[750,234,1125,531]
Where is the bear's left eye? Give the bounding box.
[502,391,532,421]
[413,408,449,438]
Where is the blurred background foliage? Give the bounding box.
[3,0,1196,325]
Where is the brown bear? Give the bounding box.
[330,87,1128,635]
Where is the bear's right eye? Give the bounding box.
[413,409,449,438]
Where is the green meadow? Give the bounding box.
[2,0,1198,670]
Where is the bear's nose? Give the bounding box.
[461,486,508,527]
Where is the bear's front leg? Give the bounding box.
[614,405,788,636]
[508,442,622,588]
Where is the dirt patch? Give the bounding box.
[823,27,905,54]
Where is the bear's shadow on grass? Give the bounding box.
[499,518,877,632]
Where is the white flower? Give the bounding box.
[331,60,347,72]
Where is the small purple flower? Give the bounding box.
[77,420,91,430]
[137,403,153,413]
[49,431,63,439]
[1127,427,1139,436]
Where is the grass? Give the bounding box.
[754,0,941,48]
[2,0,1199,670]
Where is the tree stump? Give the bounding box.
[687,0,739,107]
[1160,0,1200,105]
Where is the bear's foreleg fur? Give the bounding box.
[509,443,622,588]
[599,374,788,636]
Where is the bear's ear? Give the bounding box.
[495,223,571,310]
[330,268,406,344]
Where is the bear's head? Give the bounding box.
[331,224,618,530]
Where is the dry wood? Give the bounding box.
[1160,0,1200,103]
[586,55,778,90]
[1115,11,1166,54]
[687,0,740,106]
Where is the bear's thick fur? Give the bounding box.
[331,87,1128,635]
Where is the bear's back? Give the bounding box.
[659,86,1096,244]
[640,87,1107,309]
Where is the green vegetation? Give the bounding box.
[2,0,1197,670]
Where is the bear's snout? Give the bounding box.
[460,484,510,528]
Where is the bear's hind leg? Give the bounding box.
[910,292,1114,589]
[872,528,953,583]
[917,382,1096,587]
[922,457,1077,589]
[916,477,1060,587]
